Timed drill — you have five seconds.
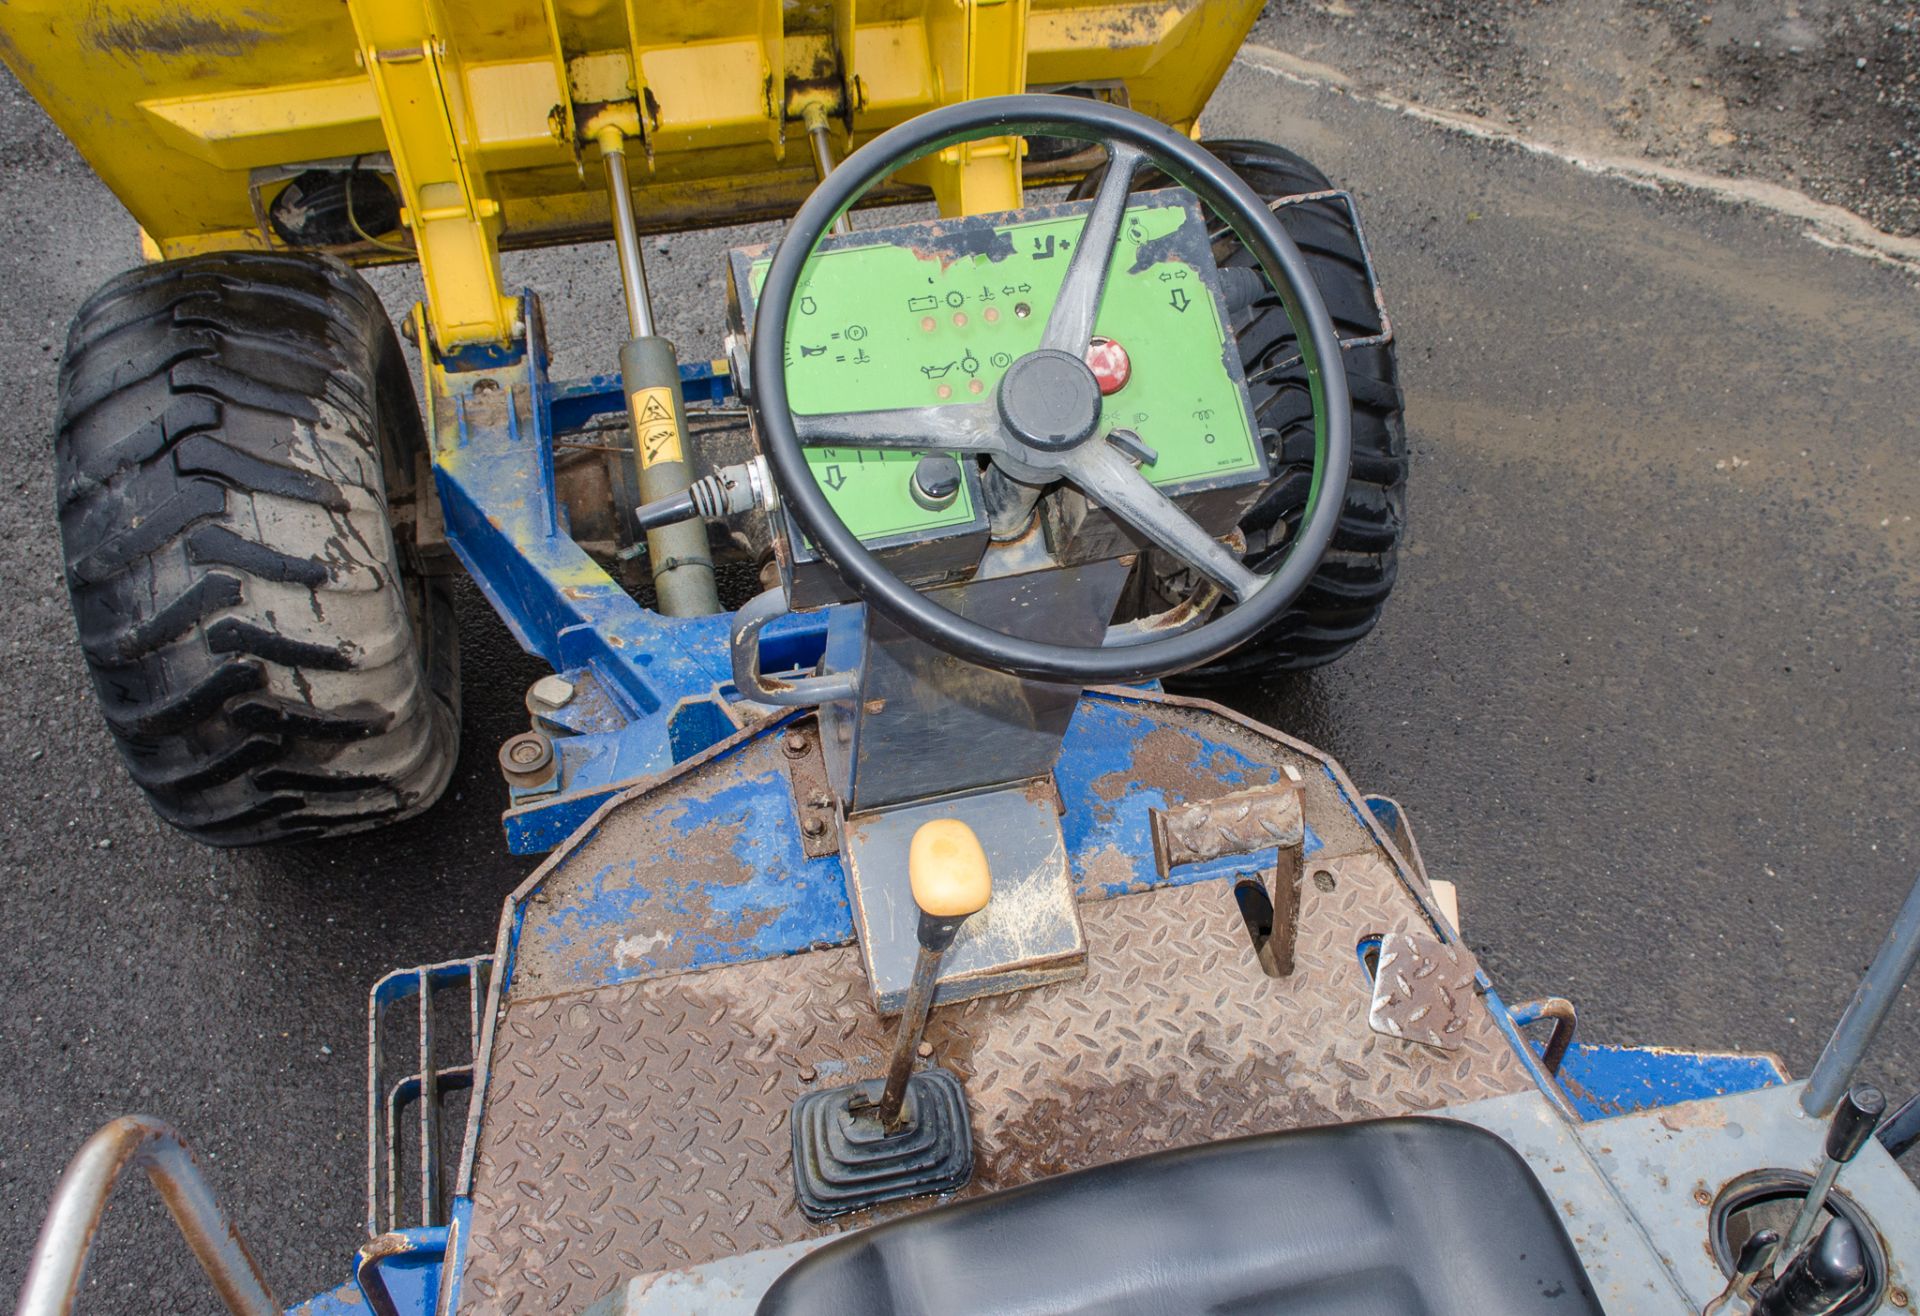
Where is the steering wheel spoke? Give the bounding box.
[795,403,1006,454]
[1040,142,1143,355]
[1068,441,1263,604]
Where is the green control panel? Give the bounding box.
[728,189,1264,557]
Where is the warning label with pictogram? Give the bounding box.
[630,386,683,467]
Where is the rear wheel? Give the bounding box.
[55,251,459,846]
[1076,139,1408,683]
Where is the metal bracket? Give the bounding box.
[730,588,859,708]
[345,1,517,349]
[780,720,842,858]
[366,956,493,1236]
[1150,774,1308,978]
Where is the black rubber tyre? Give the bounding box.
[55,251,460,846]
[1076,140,1408,683]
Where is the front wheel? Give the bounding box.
[54,251,460,846]
[1078,139,1409,684]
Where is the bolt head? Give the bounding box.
[801,816,828,838]
[529,675,576,710]
[498,731,555,778]
[782,730,813,758]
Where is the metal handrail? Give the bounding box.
[16,1115,276,1316]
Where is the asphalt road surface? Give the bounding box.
[3,47,1918,1316]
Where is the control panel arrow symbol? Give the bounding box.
[823,465,847,491]
[1169,288,1191,313]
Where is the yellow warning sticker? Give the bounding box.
[631,386,683,467]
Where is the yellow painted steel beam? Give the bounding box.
[0,0,1260,342]
[346,0,521,349]
[897,0,1030,215]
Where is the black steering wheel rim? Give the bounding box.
[751,93,1351,684]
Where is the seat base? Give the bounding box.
[759,1118,1607,1316]
[791,1070,974,1221]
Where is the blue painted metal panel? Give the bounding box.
[515,739,856,991]
[1553,1041,1786,1120]
[357,1227,445,1315]
[1055,699,1323,899]
[286,1281,368,1316]
[1497,996,1786,1120]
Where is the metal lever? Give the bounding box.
[867,819,992,1130]
[1703,1229,1780,1316]
[1752,1217,1868,1316]
[620,457,774,552]
[1879,1089,1920,1159]
[1779,1083,1886,1264]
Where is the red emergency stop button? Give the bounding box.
[1085,336,1131,395]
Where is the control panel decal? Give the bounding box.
[730,191,1263,549]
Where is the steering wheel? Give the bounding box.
[750,94,1351,685]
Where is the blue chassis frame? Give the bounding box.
[426,290,827,854]
[304,300,1789,1314]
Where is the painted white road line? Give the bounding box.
[1234,41,1920,279]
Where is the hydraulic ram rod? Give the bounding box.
[598,125,719,617]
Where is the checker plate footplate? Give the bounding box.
[457,851,1533,1312]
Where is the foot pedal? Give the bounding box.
[790,1069,974,1221]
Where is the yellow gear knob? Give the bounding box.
[908,819,992,918]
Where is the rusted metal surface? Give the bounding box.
[504,721,855,999]
[457,853,1530,1310]
[779,722,841,859]
[1510,997,1579,1076]
[1149,772,1305,874]
[1086,688,1453,934]
[1368,930,1480,1052]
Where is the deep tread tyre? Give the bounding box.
[55,251,459,846]
[1077,140,1408,683]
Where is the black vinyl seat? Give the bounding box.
[758,1118,1604,1315]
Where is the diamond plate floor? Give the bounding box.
[457,849,1534,1313]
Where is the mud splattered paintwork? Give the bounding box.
[422,293,829,854]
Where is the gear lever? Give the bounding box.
[1778,1084,1885,1265]
[1752,1217,1867,1316]
[862,819,992,1130]
[789,818,991,1220]
[1703,1229,1780,1316]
